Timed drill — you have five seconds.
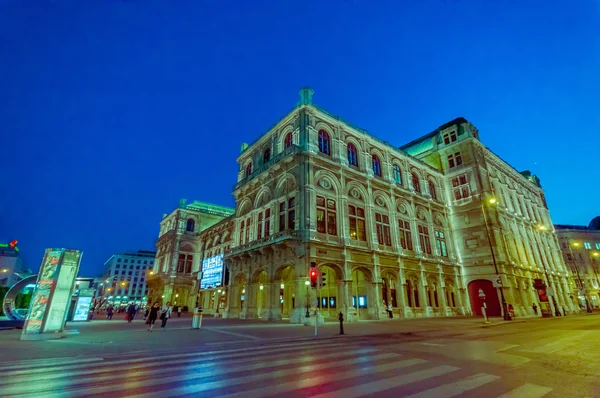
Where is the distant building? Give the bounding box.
[100,250,156,306]
[555,217,600,310]
[0,241,24,287]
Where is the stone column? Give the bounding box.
[419,276,430,317]
[268,282,282,321]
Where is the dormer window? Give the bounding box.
[443,131,457,145]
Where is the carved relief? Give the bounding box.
[319,177,332,190]
[350,188,361,199]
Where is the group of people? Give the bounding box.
[143,301,173,331]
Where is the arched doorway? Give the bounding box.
[351,268,370,319]
[252,270,268,319]
[381,271,398,308]
[233,273,247,312]
[468,279,501,317]
[275,265,295,319]
[317,265,338,319]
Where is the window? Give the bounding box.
[375,213,392,246]
[257,208,271,239]
[150,261,153,264]
[265,209,271,237]
[398,219,413,250]
[279,202,286,232]
[316,196,337,235]
[428,181,437,200]
[411,173,421,193]
[288,197,296,230]
[347,143,358,167]
[584,242,592,249]
[263,148,271,163]
[443,131,457,145]
[239,220,245,244]
[257,212,263,240]
[284,132,293,149]
[136,266,140,270]
[177,254,192,273]
[124,259,128,263]
[596,243,600,250]
[435,230,448,257]
[418,225,432,254]
[144,261,147,264]
[245,162,252,177]
[245,217,251,242]
[393,165,402,184]
[452,175,470,200]
[318,130,330,155]
[186,218,195,232]
[372,155,382,177]
[349,205,366,241]
[117,258,121,262]
[447,152,462,168]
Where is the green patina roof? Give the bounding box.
[183,200,235,217]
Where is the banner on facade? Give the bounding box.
[21,248,82,339]
[533,278,552,318]
[200,254,223,289]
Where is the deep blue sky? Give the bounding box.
[1,1,598,276]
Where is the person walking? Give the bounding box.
[177,306,182,318]
[147,302,161,332]
[127,303,136,323]
[160,302,173,329]
[532,303,538,315]
[387,304,393,319]
[143,306,150,321]
[107,305,114,320]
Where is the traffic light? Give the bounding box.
[320,272,327,287]
[310,262,318,288]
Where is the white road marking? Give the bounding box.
[418,342,446,346]
[405,372,500,398]
[202,327,262,340]
[497,383,553,398]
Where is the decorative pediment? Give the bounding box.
[180,244,194,252]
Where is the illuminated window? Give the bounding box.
[596,243,600,250]
[393,165,402,184]
[349,205,366,241]
[412,173,421,193]
[245,217,251,242]
[372,155,382,177]
[447,152,462,168]
[318,130,330,155]
[257,212,263,240]
[375,213,392,246]
[245,162,252,177]
[186,218,195,232]
[279,201,286,232]
[239,220,245,244]
[288,197,296,230]
[263,148,271,163]
[584,242,592,249]
[347,143,358,167]
[428,181,437,200]
[435,230,447,257]
[418,224,432,254]
[284,132,293,149]
[452,174,470,200]
[398,219,413,250]
[264,209,270,237]
[316,196,337,235]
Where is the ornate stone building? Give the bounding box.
[151,88,577,322]
[555,217,600,310]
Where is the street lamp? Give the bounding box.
[1,269,8,273]
[481,195,511,321]
[569,241,592,313]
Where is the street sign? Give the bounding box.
[492,277,503,288]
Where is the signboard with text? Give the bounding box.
[200,254,224,289]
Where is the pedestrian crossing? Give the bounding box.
[0,339,554,397]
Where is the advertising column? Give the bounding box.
[21,248,82,340]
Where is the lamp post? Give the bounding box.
[305,280,310,318]
[535,225,562,316]
[569,242,592,313]
[592,252,600,305]
[481,196,511,321]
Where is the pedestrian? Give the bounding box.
[532,303,538,315]
[562,306,567,316]
[143,306,150,321]
[107,305,114,320]
[147,301,161,332]
[177,306,182,318]
[127,303,136,323]
[508,304,515,318]
[160,302,173,329]
[387,304,393,319]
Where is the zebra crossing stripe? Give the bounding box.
[51,352,401,398]
[220,358,428,398]
[497,383,553,398]
[404,373,500,398]
[312,365,461,398]
[0,339,345,380]
[0,347,380,395]
[0,357,104,371]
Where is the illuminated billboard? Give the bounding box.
[200,254,223,289]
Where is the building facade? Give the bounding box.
[152,88,577,322]
[146,200,234,311]
[99,250,156,307]
[555,217,600,310]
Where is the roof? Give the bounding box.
[183,201,235,217]
[554,224,591,231]
[399,117,468,152]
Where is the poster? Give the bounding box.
[21,248,82,338]
[73,297,92,321]
[200,254,224,289]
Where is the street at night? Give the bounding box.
[1,314,599,397]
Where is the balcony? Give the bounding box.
[224,230,299,257]
[234,144,301,190]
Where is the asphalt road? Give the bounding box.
[1,313,599,397]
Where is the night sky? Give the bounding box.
[1,1,598,276]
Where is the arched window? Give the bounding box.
[263,148,271,163]
[347,143,358,167]
[318,130,330,155]
[245,162,252,177]
[186,218,195,232]
[372,155,382,177]
[412,173,421,193]
[284,132,293,149]
[393,165,402,184]
[428,180,437,200]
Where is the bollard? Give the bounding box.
[338,311,344,335]
[192,308,203,329]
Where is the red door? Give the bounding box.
[468,280,501,317]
